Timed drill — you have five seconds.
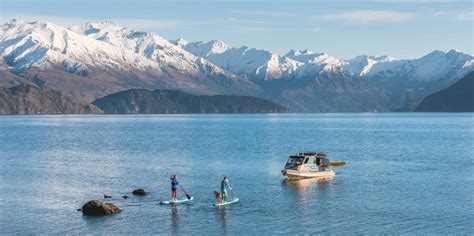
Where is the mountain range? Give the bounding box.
[1,19,473,112]
[415,72,474,112]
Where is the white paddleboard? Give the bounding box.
[160,196,194,205]
[213,198,239,207]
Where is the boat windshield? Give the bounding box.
[285,156,304,169]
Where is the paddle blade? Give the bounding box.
[328,161,346,167]
[179,185,191,199]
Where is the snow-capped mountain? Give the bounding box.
[1,19,472,112]
[169,38,189,48]
[70,21,234,77]
[182,40,231,57]
[175,37,473,109]
[178,40,305,80]
[175,40,400,80]
[176,38,473,83]
[285,50,396,76]
[365,49,474,82]
[0,19,159,74]
[0,19,259,101]
[363,49,474,107]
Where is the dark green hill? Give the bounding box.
[415,72,474,112]
[92,89,289,114]
[0,84,101,115]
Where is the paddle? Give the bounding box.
[328,161,347,167]
[179,185,192,200]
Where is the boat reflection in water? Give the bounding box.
[282,176,335,194]
[281,176,336,217]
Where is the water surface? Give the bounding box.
[0,113,473,234]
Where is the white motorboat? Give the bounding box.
[281,152,336,179]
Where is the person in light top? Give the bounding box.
[221,176,232,202]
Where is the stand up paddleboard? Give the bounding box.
[160,197,194,205]
[213,198,239,207]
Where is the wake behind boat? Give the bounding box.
[160,197,194,205]
[281,152,345,179]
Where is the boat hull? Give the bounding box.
[283,169,335,179]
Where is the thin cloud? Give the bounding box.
[0,13,301,34]
[319,10,416,23]
[0,14,189,30]
[456,12,474,21]
[231,10,294,17]
[1,15,89,27]
[114,19,183,30]
[372,0,457,2]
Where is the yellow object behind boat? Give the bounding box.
[328,161,346,167]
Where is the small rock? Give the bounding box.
[132,188,148,196]
[104,195,112,198]
[82,200,121,216]
[77,208,82,211]
[122,195,129,199]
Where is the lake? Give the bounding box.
[0,113,472,234]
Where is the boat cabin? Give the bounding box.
[284,152,330,172]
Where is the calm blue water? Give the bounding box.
[0,113,473,234]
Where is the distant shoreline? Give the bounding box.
[2,112,473,116]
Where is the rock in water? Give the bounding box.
[132,188,149,196]
[81,200,121,216]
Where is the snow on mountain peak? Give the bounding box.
[364,49,474,82]
[182,40,231,57]
[372,55,396,62]
[2,19,472,87]
[286,49,315,57]
[178,41,307,80]
[285,49,340,65]
[343,54,396,76]
[70,20,248,79]
[170,38,189,47]
[0,19,159,73]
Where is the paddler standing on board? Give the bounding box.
[170,174,179,202]
[221,176,232,202]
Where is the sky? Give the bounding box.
[1,0,473,59]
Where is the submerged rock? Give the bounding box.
[122,195,129,199]
[81,200,121,216]
[132,188,148,196]
[103,195,112,198]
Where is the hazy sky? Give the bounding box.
[1,0,473,59]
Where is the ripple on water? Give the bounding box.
[0,113,473,234]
